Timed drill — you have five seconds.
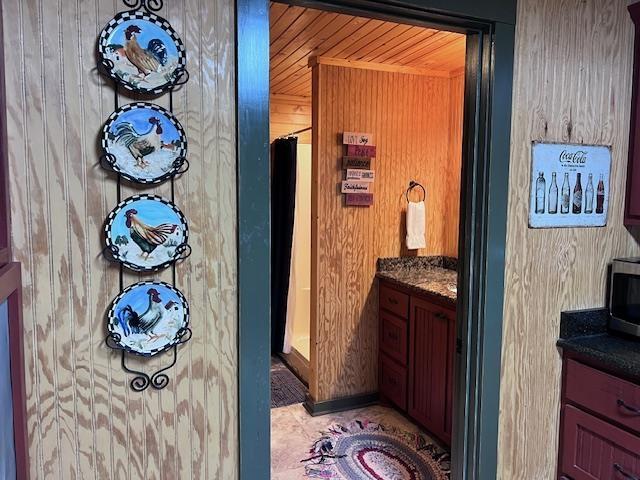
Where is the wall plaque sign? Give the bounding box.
[342,156,372,169]
[347,145,376,157]
[341,181,373,194]
[346,169,375,182]
[345,193,374,206]
[343,132,375,146]
[529,142,611,228]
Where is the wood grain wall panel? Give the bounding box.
[270,94,312,143]
[311,64,463,401]
[497,1,640,478]
[1,0,238,478]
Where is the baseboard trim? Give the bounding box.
[278,348,310,385]
[303,392,379,417]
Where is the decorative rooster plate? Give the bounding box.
[104,194,188,272]
[107,281,189,356]
[102,102,187,184]
[98,10,186,94]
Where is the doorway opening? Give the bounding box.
[237,0,515,478]
[268,3,467,478]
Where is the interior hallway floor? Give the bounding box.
[271,403,448,479]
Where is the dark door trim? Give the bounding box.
[236,1,515,478]
[0,263,29,480]
[236,1,272,479]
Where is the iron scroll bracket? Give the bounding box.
[105,328,192,392]
[123,0,164,13]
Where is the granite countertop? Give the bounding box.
[375,256,458,304]
[557,308,640,382]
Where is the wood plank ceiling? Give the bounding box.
[270,2,466,98]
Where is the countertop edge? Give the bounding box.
[376,272,457,307]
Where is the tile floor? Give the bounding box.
[270,402,440,479]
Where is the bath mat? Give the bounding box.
[302,419,450,479]
[271,356,307,408]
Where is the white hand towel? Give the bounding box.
[406,201,426,250]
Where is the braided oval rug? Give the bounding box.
[302,419,450,480]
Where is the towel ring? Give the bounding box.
[406,181,426,203]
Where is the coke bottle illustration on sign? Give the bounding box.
[548,172,558,214]
[535,172,546,214]
[585,173,594,214]
[572,172,582,214]
[596,174,605,214]
[561,172,570,214]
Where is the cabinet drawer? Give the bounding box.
[380,311,408,366]
[565,359,640,434]
[380,284,409,318]
[561,405,640,480]
[380,353,407,410]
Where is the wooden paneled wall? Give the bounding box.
[311,64,463,401]
[498,0,640,478]
[270,94,312,143]
[1,0,237,478]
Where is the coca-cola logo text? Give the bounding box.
[559,150,587,165]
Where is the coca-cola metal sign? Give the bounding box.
[529,142,611,228]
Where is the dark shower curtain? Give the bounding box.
[271,137,297,353]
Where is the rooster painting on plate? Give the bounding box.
[105,105,184,182]
[108,196,186,271]
[110,283,187,355]
[103,19,180,90]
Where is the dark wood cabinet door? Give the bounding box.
[408,296,455,446]
[626,3,640,225]
[561,404,640,480]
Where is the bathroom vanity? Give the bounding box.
[376,257,457,447]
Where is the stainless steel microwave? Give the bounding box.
[609,257,640,337]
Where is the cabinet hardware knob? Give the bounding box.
[388,297,398,305]
[614,463,639,480]
[617,399,640,416]
[435,312,448,320]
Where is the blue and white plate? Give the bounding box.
[104,194,188,272]
[98,10,186,94]
[107,281,189,356]
[102,102,187,184]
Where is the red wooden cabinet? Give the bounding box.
[558,357,640,480]
[561,405,640,480]
[408,297,456,445]
[625,3,640,225]
[378,280,456,447]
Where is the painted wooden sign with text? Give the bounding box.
[346,169,375,182]
[341,181,373,194]
[343,156,372,169]
[347,144,377,157]
[345,193,374,206]
[343,132,375,146]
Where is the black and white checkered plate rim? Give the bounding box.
[101,102,188,184]
[104,194,189,273]
[107,280,190,357]
[98,9,186,95]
